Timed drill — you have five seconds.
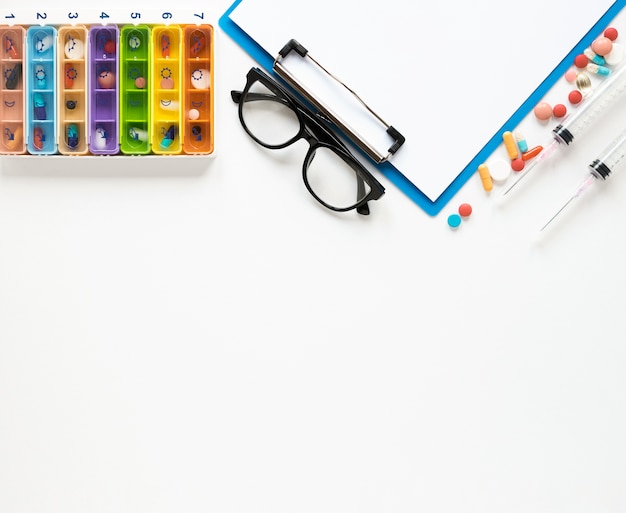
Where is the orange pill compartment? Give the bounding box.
[0,26,26,154]
[183,25,214,155]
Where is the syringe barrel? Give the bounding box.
[589,127,626,179]
[553,63,626,145]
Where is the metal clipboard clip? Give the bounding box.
[273,39,405,164]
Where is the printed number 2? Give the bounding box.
[36,12,47,19]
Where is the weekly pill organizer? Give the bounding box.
[0,9,214,157]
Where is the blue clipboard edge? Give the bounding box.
[219,0,626,216]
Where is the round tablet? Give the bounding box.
[488,158,510,183]
[568,89,583,105]
[533,101,552,121]
[458,203,472,217]
[511,157,525,172]
[188,108,200,120]
[564,69,577,82]
[591,36,613,57]
[447,214,461,229]
[574,54,589,68]
[135,77,146,89]
[604,43,625,66]
[553,103,567,118]
[604,27,619,41]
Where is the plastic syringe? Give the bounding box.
[540,127,626,232]
[500,60,626,199]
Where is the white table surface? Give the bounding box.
[1,1,625,512]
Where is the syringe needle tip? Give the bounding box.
[540,195,576,232]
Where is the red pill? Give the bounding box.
[568,90,583,105]
[458,203,472,217]
[574,54,589,68]
[553,103,567,118]
[604,27,619,41]
[511,158,525,172]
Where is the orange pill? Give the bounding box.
[522,145,543,161]
[502,131,519,159]
[477,164,493,191]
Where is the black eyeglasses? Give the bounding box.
[231,67,385,215]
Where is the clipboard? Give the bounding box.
[220,0,624,215]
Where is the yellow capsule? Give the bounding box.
[478,163,493,191]
[502,131,519,159]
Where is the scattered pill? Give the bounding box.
[584,47,606,66]
[502,131,519,159]
[604,27,619,41]
[477,163,493,191]
[587,63,610,76]
[447,213,461,229]
[576,72,592,94]
[552,103,567,118]
[568,89,583,105]
[605,43,625,66]
[488,159,510,183]
[564,69,577,82]
[514,131,528,153]
[574,54,589,68]
[135,76,146,88]
[511,157,525,172]
[591,36,613,57]
[533,101,552,121]
[522,145,543,161]
[458,203,472,217]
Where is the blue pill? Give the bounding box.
[447,214,462,228]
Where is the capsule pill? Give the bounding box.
[477,163,493,191]
[514,131,528,153]
[502,131,519,159]
[522,145,543,161]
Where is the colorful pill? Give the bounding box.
[564,69,577,82]
[591,36,613,57]
[552,103,567,118]
[522,145,543,161]
[502,131,519,159]
[574,54,589,68]
[477,163,493,191]
[161,34,170,57]
[514,131,528,153]
[5,63,20,90]
[66,123,79,149]
[533,101,552,121]
[587,63,610,76]
[511,157,524,172]
[604,27,619,41]
[568,90,583,105]
[447,214,461,229]
[458,203,472,217]
[33,127,44,150]
[583,48,605,66]
[576,73,592,94]
[5,35,18,58]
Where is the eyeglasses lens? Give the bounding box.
[240,79,301,147]
[305,146,371,210]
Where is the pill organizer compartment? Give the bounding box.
[89,26,119,155]
[120,25,151,155]
[1,26,26,154]
[151,25,182,155]
[183,25,214,155]
[58,25,88,155]
[26,25,57,154]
